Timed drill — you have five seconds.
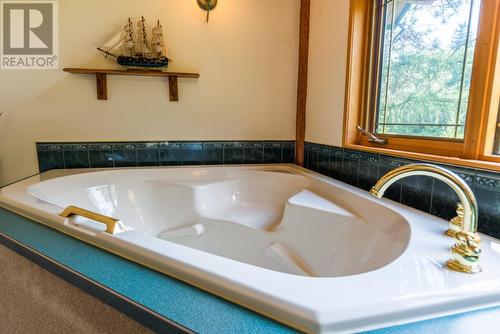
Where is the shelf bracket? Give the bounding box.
[168,76,179,101]
[95,73,107,100]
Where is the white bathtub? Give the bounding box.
[1,165,500,333]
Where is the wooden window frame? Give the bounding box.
[343,0,500,171]
[494,102,500,154]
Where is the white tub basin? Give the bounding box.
[1,165,500,333]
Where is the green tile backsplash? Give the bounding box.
[36,141,295,172]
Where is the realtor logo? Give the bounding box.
[1,1,58,69]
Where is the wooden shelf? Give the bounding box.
[63,67,200,101]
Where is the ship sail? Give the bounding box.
[99,30,124,52]
[123,18,136,54]
[151,20,167,57]
[98,18,136,57]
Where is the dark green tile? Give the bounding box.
[342,150,360,186]
[401,176,433,213]
[307,144,319,171]
[112,143,138,167]
[159,143,182,166]
[89,151,114,168]
[137,143,160,167]
[203,142,224,165]
[318,146,330,176]
[64,151,90,169]
[37,150,64,172]
[263,142,282,163]
[243,142,263,164]
[224,142,244,164]
[282,142,295,164]
[358,152,379,191]
[180,143,203,165]
[475,187,500,238]
[431,166,476,220]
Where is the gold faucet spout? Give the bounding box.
[370,164,478,233]
[370,163,481,274]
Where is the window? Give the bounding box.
[376,0,480,139]
[344,0,500,170]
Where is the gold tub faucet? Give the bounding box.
[370,163,481,274]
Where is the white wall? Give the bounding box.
[0,0,300,186]
[305,0,350,147]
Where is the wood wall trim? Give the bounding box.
[295,0,311,166]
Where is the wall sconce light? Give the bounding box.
[197,0,217,23]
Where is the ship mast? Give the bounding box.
[124,18,136,56]
[136,16,151,57]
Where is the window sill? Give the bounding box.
[345,143,500,172]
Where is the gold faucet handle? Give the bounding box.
[445,203,465,238]
[455,231,481,252]
[446,230,482,274]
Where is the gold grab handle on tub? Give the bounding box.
[59,206,119,234]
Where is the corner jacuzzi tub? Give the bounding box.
[1,165,500,333]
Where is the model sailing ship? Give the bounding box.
[98,17,170,68]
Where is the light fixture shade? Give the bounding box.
[197,0,217,23]
[197,0,217,11]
